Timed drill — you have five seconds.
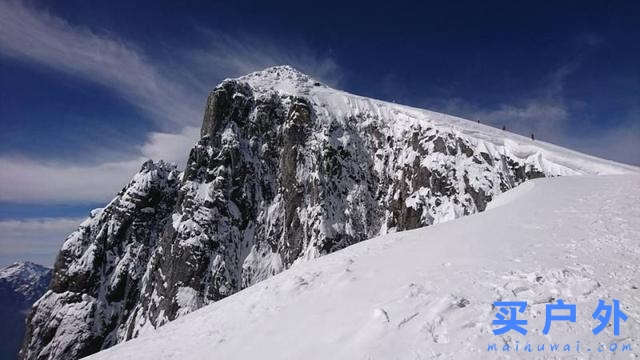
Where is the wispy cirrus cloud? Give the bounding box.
[0,0,203,128]
[0,1,342,128]
[0,1,343,265]
[0,0,342,204]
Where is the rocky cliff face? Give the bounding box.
[19,66,631,360]
[0,262,51,360]
[20,161,179,359]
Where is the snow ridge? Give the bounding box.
[0,262,51,300]
[20,66,638,360]
[85,175,640,360]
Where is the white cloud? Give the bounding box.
[139,126,200,167]
[453,65,572,137]
[472,101,569,134]
[0,1,342,128]
[0,1,341,204]
[0,156,141,203]
[0,217,82,237]
[429,96,570,145]
[0,217,83,267]
[426,64,640,166]
[0,0,203,128]
[0,126,200,203]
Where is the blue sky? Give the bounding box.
[0,0,638,266]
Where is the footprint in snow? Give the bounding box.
[372,308,390,323]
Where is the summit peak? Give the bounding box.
[241,65,309,80]
[0,261,49,279]
[232,65,325,97]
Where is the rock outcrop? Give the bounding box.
[20,66,631,360]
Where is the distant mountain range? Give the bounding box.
[0,262,51,360]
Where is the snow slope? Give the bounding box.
[22,66,640,360]
[87,174,640,359]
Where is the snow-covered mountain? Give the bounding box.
[20,66,638,360]
[85,174,640,360]
[0,262,51,360]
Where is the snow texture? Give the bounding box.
[0,262,51,301]
[21,66,639,360]
[87,174,640,359]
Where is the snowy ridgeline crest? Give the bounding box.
[20,66,635,360]
[0,262,51,302]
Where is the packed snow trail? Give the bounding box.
[86,174,640,359]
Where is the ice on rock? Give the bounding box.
[85,175,640,360]
[21,66,639,360]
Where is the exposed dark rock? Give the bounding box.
[21,66,561,360]
[20,161,179,360]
